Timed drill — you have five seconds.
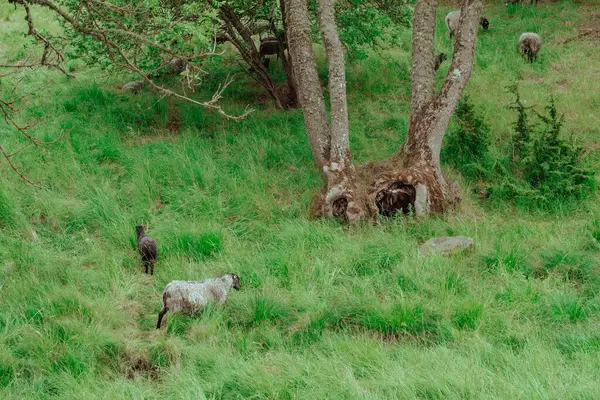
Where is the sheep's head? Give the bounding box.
[229,273,241,290]
[136,225,145,237]
[480,17,490,31]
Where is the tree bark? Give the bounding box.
[409,0,438,119]
[315,0,371,220]
[402,0,482,207]
[279,0,299,106]
[285,0,331,168]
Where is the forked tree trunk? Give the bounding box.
[287,0,482,220]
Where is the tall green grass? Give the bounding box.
[1,1,600,398]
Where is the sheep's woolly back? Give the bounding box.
[519,32,542,59]
[445,11,461,34]
[162,274,234,314]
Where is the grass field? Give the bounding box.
[1,1,600,398]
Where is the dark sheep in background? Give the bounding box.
[259,37,281,70]
[259,37,280,58]
[434,53,448,71]
[136,225,157,275]
[213,33,228,44]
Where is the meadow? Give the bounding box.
[1,1,600,398]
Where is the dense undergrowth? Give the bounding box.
[1,1,600,398]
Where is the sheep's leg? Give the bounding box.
[156,309,167,329]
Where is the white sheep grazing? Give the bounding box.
[156,273,240,329]
[519,32,542,63]
[445,11,490,38]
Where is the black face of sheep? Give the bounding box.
[230,273,241,290]
[480,17,490,31]
[525,48,534,63]
[136,225,145,238]
[214,33,228,44]
[259,37,280,58]
[434,53,448,72]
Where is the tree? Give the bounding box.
[213,0,298,109]
[212,0,411,110]
[7,0,250,119]
[285,0,482,221]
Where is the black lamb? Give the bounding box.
[136,225,157,275]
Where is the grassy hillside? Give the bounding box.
[1,1,600,398]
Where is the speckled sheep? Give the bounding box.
[519,32,542,63]
[156,273,241,329]
[121,81,145,94]
[445,11,490,38]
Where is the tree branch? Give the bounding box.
[285,0,330,168]
[317,0,349,163]
[409,0,437,120]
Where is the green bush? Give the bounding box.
[457,86,597,210]
[443,95,492,179]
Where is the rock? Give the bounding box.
[121,81,145,94]
[418,236,473,256]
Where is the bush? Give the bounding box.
[491,89,596,208]
[443,95,492,179]
[458,86,596,210]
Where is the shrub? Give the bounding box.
[484,87,595,209]
[443,95,492,179]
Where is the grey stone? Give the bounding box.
[419,236,473,256]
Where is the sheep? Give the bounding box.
[434,52,448,72]
[213,33,228,44]
[445,11,490,38]
[167,57,187,75]
[519,32,542,63]
[136,225,157,275]
[259,36,281,71]
[156,273,241,329]
[121,81,145,94]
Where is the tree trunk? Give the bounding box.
[279,0,299,106]
[286,0,331,169]
[287,0,482,221]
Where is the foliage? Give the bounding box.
[60,0,218,76]
[443,95,492,179]
[335,0,412,60]
[487,88,595,209]
[446,89,595,210]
